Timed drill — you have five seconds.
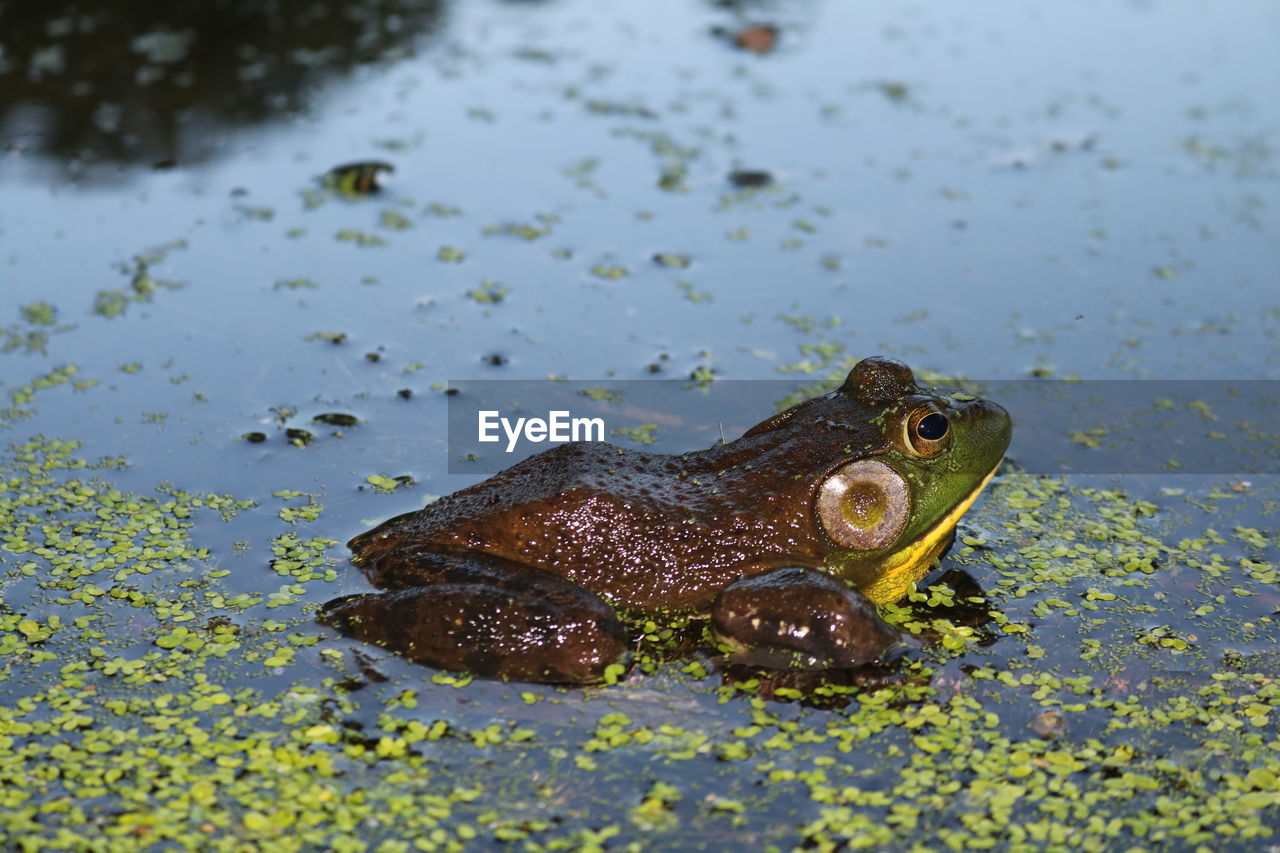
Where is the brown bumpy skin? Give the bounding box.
[327,357,1010,683]
[319,551,630,683]
[711,568,903,668]
[347,391,891,610]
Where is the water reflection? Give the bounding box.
[0,0,443,171]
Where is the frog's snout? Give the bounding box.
[961,398,1013,456]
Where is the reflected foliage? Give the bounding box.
[0,0,443,168]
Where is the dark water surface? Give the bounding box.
[2,1,1279,849]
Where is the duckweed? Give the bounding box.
[466,280,509,304]
[336,229,388,247]
[379,210,413,231]
[611,424,659,444]
[589,264,629,280]
[2,397,1278,851]
[7,2,1275,847]
[20,302,57,325]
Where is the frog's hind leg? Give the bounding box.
[711,567,906,670]
[320,552,631,684]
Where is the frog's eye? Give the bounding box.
[817,459,909,551]
[904,406,950,457]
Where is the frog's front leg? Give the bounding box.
[320,551,631,684]
[711,567,904,669]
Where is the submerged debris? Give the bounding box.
[284,427,315,446]
[312,413,359,427]
[322,161,395,195]
[731,24,779,55]
[728,169,773,188]
[1031,708,1068,739]
[653,252,692,269]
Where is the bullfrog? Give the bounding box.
[321,357,1011,683]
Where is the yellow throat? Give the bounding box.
[859,464,1000,605]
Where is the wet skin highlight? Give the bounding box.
[323,357,1012,683]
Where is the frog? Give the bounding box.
[321,357,1011,684]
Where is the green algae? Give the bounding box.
[3,365,97,422]
[379,210,414,231]
[611,424,659,444]
[304,331,348,344]
[677,281,713,303]
[579,387,622,404]
[20,302,57,326]
[653,253,691,269]
[336,230,389,248]
[92,243,188,318]
[0,326,51,355]
[589,264,628,280]
[424,203,464,218]
[1,241,1278,852]
[364,474,403,493]
[4,2,1279,847]
[236,204,276,222]
[466,281,508,305]
[481,216,557,241]
[275,277,320,291]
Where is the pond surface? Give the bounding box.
[2,1,1278,850]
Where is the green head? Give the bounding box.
[817,357,1012,602]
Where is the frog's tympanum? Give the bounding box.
[322,357,1011,684]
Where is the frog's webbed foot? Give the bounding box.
[711,567,906,670]
[320,552,630,685]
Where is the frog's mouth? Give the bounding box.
[859,462,1001,605]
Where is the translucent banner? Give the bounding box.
[445,379,1279,477]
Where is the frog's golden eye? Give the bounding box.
[817,459,909,551]
[904,406,950,457]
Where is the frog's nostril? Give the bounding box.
[965,399,1010,422]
